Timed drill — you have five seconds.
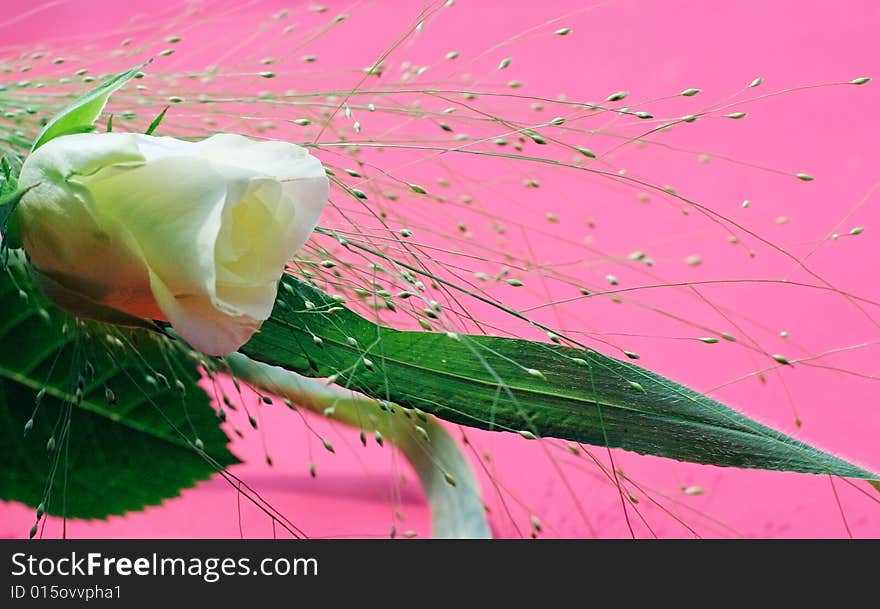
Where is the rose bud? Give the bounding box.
[16,132,329,355]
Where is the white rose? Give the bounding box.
[16,132,330,355]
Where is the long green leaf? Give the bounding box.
[225,353,491,538]
[0,256,237,520]
[31,62,148,151]
[241,276,877,480]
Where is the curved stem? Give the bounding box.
[225,352,491,539]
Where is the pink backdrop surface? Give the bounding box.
[1,0,879,538]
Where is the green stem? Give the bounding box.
[224,352,491,539]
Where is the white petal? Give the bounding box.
[213,173,326,321]
[20,133,145,184]
[188,133,330,255]
[148,271,262,356]
[215,178,287,286]
[188,133,324,180]
[280,171,330,255]
[18,135,159,318]
[18,132,328,356]
[80,156,226,298]
[80,153,280,353]
[28,264,161,329]
[129,133,195,162]
[18,131,147,283]
[215,280,280,321]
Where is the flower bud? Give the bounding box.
[17,132,329,355]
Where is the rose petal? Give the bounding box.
[148,271,262,356]
[80,156,226,298]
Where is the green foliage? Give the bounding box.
[226,353,491,538]
[144,106,169,136]
[0,257,237,520]
[241,276,877,480]
[31,62,148,151]
[0,184,35,250]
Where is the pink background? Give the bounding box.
[1,0,879,538]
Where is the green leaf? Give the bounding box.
[225,353,491,538]
[0,255,237,519]
[0,184,38,250]
[31,62,149,152]
[241,276,878,480]
[144,106,169,136]
[1,157,13,183]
